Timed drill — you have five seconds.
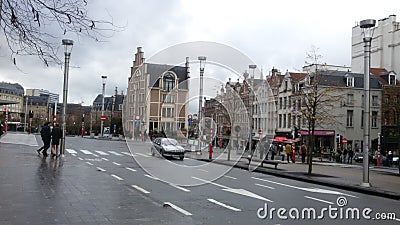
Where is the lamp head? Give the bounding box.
[101,75,107,84]
[198,56,207,70]
[62,39,74,54]
[360,19,376,39]
[249,65,257,69]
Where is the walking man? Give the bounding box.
[37,122,51,157]
[285,143,292,163]
[51,123,62,158]
[301,143,307,163]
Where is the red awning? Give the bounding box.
[271,137,290,142]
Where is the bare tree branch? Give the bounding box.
[0,0,120,66]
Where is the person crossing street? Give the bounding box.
[36,122,51,157]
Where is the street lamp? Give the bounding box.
[198,56,206,152]
[360,19,376,187]
[249,64,257,156]
[61,39,73,157]
[101,75,107,137]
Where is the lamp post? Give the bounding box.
[100,75,107,137]
[61,39,73,157]
[249,64,257,156]
[198,56,206,152]
[360,19,376,187]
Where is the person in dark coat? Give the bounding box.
[51,123,62,158]
[37,122,51,157]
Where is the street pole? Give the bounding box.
[198,56,206,152]
[249,65,257,156]
[101,75,107,137]
[24,96,28,132]
[61,39,73,157]
[360,19,376,187]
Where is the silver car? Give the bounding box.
[151,138,185,160]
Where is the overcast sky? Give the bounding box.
[0,0,398,106]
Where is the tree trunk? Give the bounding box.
[308,120,315,175]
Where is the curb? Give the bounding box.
[195,158,400,200]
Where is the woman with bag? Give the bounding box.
[51,123,62,158]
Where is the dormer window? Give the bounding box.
[345,74,354,87]
[162,72,175,92]
[389,73,397,85]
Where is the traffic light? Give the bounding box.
[3,108,6,115]
[29,110,34,118]
[336,133,341,143]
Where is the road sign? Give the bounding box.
[342,138,348,144]
[258,129,263,134]
[100,116,107,121]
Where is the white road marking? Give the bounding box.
[112,162,121,166]
[101,157,109,161]
[71,154,76,157]
[192,177,272,202]
[86,162,93,166]
[108,151,123,156]
[395,218,400,222]
[304,196,334,205]
[136,153,151,157]
[95,151,109,155]
[170,184,191,192]
[208,199,241,212]
[198,169,209,172]
[78,157,84,161]
[255,183,275,190]
[111,174,124,181]
[122,152,134,156]
[131,185,150,194]
[223,175,237,180]
[81,150,94,155]
[144,174,160,181]
[251,177,358,198]
[96,167,106,172]
[66,149,77,154]
[125,167,137,172]
[163,202,192,216]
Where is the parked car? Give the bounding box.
[151,138,185,160]
[354,153,363,162]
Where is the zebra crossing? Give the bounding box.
[65,149,149,158]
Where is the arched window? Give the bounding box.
[163,72,175,92]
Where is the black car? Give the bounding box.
[151,138,185,160]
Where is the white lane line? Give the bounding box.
[255,183,275,190]
[163,202,192,216]
[95,151,109,155]
[111,174,124,181]
[66,149,77,154]
[304,196,334,205]
[71,154,76,157]
[131,185,150,194]
[192,177,229,189]
[170,184,191,192]
[192,177,272,202]
[136,153,151,158]
[395,218,400,222]
[112,162,121,166]
[251,177,358,198]
[81,150,94,155]
[198,169,209,172]
[144,174,160,181]
[122,152,134,156]
[96,167,106,172]
[86,162,93,166]
[101,157,109,161]
[108,151,123,156]
[224,175,237,180]
[208,199,241,212]
[125,167,137,172]
[78,157,84,160]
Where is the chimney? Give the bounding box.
[185,57,190,78]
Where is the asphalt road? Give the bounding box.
[2,133,399,225]
[64,137,400,225]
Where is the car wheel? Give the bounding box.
[161,149,165,157]
[179,155,184,160]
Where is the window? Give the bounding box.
[284,97,287,109]
[361,110,364,128]
[372,95,378,106]
[283,114,287,128]
[389,74,396,85]
[279,97,282,109]
[347,110,353,127]
[163,72,175,92]
[384,95,389,105]
[347,94,354,105]
[162,94,174,103]
[372,111,378,128]
[346,76,354,87]
[279,114,282,128]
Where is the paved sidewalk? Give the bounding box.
[186,148,400,200]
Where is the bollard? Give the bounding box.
[377,152,381,167]
[209,143,213,160]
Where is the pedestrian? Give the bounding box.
[320,146,325,161]
[343,148,348,164]
[0,122,3,137]
[301,143,307,163]
[285,143,292,163]
[51,123,62,158]
[348,148,354,164]
[37,122,51,157]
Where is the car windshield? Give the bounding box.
[161,138,179,146]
